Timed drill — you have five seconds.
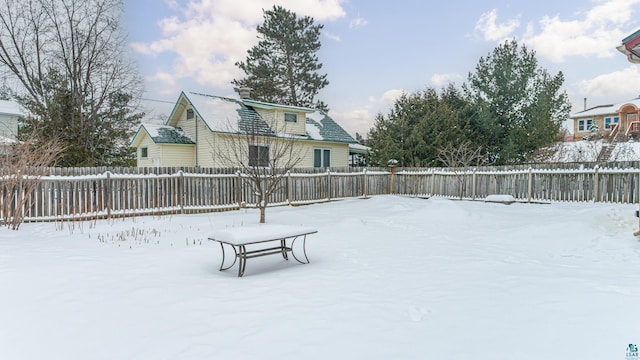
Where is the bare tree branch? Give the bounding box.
[215,118,307,223]
[0,131,64,230]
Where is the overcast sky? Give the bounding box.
[124,0,640,137]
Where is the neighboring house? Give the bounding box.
[0,100,23,153]
[617,28,640,63]
[570,97,640,141]
[130,91,358,168]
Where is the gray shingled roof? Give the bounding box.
[306,111,357,143]
[186,92,273,136]
[144,124,195,144]
[163,92,355,143]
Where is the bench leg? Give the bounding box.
[238,245,247,277]
[218,242,238,271]
[290,235,310,264]
[280,239,289,260]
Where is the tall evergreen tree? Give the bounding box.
[464,39,571,164]
[232,5,329,111]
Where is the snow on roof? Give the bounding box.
[572,98,640,118]
[188,93,243,132]
[306,112,324,141]
[349,143,370,154]
[142,124,195,144]
[306,110,356,143]
[0,100,25,117]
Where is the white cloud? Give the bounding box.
[474,9,520,42]
[377,88,405,105]
[132,0,347,92]
[323,31,341,41]
[333,89,405,137]
[476,0,640,63]
[349,16,368,29]
[578,66,640,98]
[431,73,464,87]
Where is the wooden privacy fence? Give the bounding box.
[394,166,640,204]
[0,169,391,222]
[2,166,640,222]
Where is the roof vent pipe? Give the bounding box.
[584,97,587,111]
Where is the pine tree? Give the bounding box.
[464,39,571,164]
[232,5,329,111]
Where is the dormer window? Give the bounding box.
[284,112,297,123]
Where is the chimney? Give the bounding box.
[584,97,587,111]
[238,87,252,99]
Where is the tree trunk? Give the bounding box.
[260,206,266,223]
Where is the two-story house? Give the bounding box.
[130,91,358,168]
[571,97,640,141]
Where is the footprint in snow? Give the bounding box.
[408,306,431,322]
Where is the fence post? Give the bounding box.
[105,171,112,219]
[178,170,184,214]
[593,165,599,202]
[236,171,242,208]
[327,169,331,201]
[472,168,477,200]
[287,171,292,206]
[527,167,533,203]
[363,169,368,199]
[430,169,436,196]
[389,166,395,195]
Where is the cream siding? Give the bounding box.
[135,135,160,167]
[298,141,350,168]
[159,145,195,167]
[254,108,306,136]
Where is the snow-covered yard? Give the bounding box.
[1,195,640,359]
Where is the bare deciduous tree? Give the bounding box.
[437,141,486,199]
[216,120,307,223]
[0,133,64,230]
[0,0,142,166]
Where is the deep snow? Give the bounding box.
[1,195,640,359]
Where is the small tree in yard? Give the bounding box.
[216,121,306,223]
[1,134,64,230]
[437,141,486,199]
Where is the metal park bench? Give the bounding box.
[208,224,318,277]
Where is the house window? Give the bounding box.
[186,109,194,119]
[284,112,298,123]
[313,148,331,168]
[604,116,619,130]
[140,147,148,159]
[249,145,269,167]
[578,119,593,132]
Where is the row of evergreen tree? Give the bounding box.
[367,40,572,167]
